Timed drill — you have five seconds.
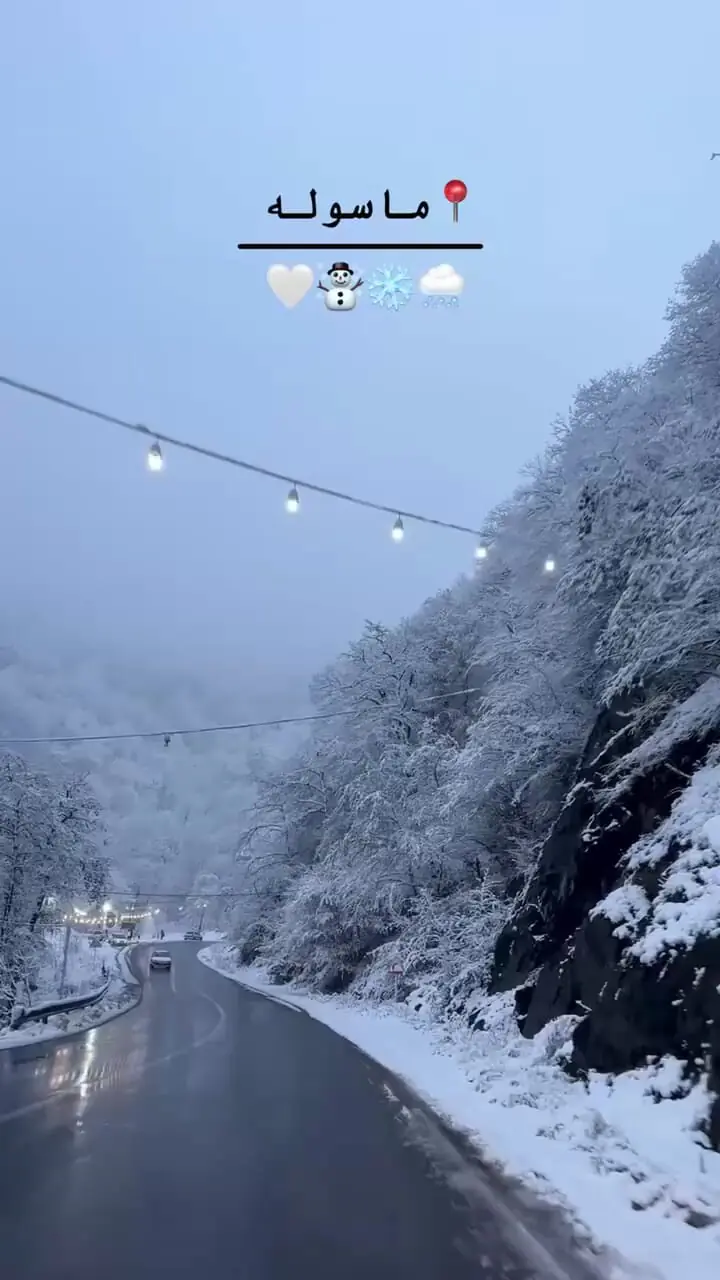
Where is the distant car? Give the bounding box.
[109,934,129,947]
[149,949,172,970]
[184,930,203,941]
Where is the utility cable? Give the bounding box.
[0,685,486,746]
[0,711,341,746]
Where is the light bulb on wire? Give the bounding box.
[285,485,300,514]
[392,516,405,542]
[475,543,488,561]
[544,557,556,574]
[147,441,164,472]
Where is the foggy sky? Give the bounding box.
[1,0,719,712]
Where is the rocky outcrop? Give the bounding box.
[491,689,680,994]
[490,689,720,1149]
[570,924,720,1147]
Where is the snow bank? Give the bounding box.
[0,933,141,1050]
[116,945,140,987]
[30,928,116,1001]
[200,944,720,1280]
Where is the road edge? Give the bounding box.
[197,944,615,1280]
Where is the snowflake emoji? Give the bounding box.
[368,265,413,310]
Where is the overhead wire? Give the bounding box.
[0,374,483,538]
[1,710,341,746]
[0,685,487,746]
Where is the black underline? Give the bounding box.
[237,243,485,251]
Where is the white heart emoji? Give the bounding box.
[267,264,314,308]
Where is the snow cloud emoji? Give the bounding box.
[419,264,464,296]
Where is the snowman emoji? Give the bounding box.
[318,262,363,311]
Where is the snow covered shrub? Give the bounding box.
[233,917,271,966]
[262,865,397,991]
[352,879,513,1015]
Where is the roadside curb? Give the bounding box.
[197,945,312,1014]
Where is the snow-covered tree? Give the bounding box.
[231,239,720,1005]
[0,754,107,1022]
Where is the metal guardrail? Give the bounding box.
[10,979,111,1030]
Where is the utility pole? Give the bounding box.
[58,922,72,998]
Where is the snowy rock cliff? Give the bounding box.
[491,682,720,1148]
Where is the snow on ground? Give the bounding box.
[200,945,720,1280]
[0,930,140,1050]
[32,928,116,1002]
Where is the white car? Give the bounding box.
[149,949,172,970]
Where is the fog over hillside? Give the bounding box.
[0,604,310,901]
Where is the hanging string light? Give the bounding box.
[0,375,560,575]
[147,441,164,472]
[0,374,482,531]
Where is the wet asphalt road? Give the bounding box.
[0,945,598,1280]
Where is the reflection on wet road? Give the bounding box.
[0,945,595,1280]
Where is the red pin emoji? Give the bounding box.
[444,178,467,223]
